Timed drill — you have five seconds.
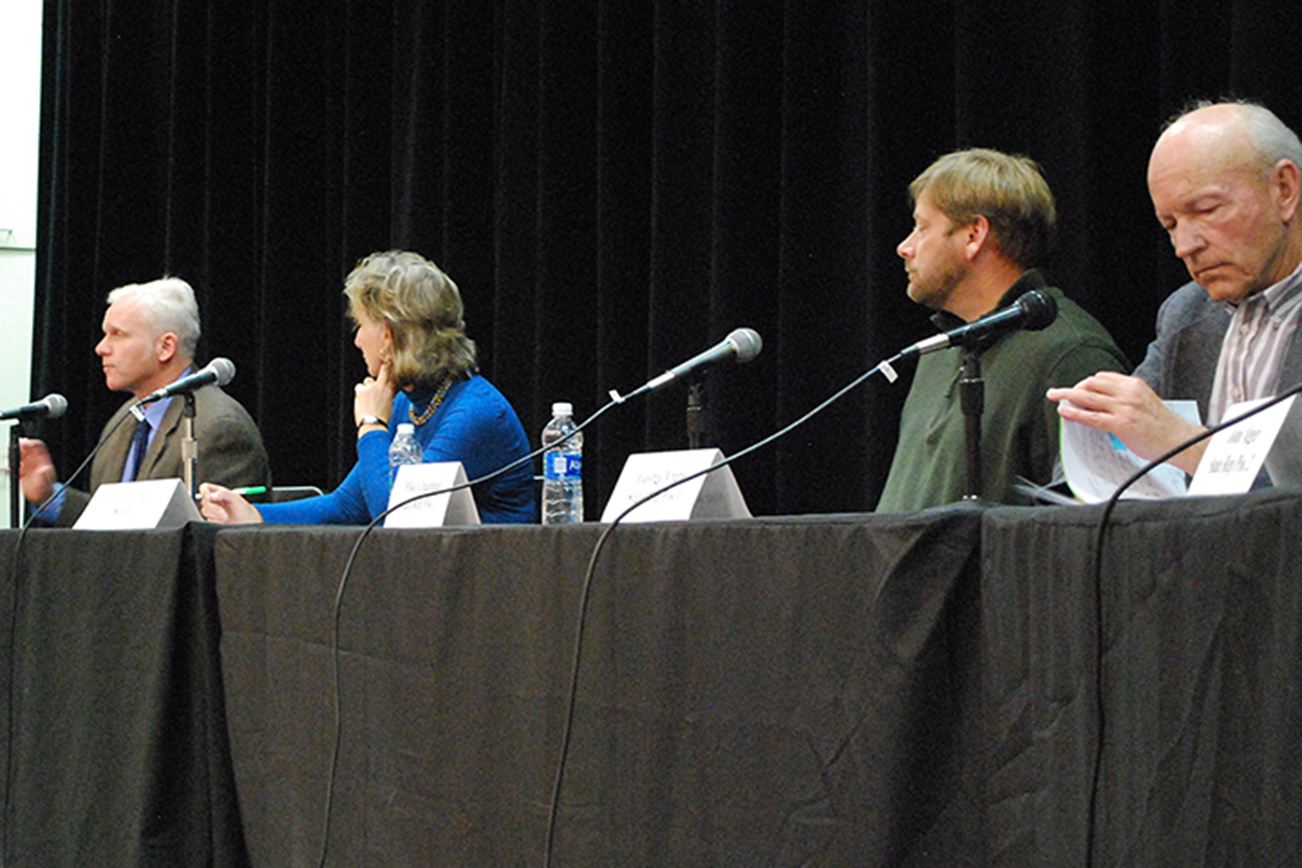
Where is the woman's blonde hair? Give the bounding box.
[344,250,477,389]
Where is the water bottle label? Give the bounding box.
[544,453,582,480]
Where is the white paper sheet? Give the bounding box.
[1059,400,1200,503]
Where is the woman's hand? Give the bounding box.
[354,360,397,429]
[199,482,264,524]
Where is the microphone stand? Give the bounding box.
[959,345,984,500]
[686,378,706,450]
[7,423,20,529]
[181,393,198,501]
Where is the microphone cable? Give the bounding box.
[313,330,759,865]
[2,407,133,863]
[540,354,902,866]
[313,393,633,868]
[1082,379,1302,867]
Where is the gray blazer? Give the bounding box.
[1134,281,1302,485]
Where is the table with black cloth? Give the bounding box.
[213,509,985,865]
[978,488,1302,865]
[0,490,1298,865]
[0,523,245,866]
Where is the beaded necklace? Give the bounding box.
[408,375,453,426]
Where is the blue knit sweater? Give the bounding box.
[257,375,536,525]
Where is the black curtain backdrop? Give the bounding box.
[30,1,1302,518]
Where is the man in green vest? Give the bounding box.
[876,148,1127,511]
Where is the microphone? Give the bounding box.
[0,393,68,422]
[136,358,236,406]
[900,290,1057,359]
[643,328,763,392]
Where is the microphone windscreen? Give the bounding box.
[210,357,236,386]
[1017,290,1057,331]
[44,393,68,419]
[729,328,763,364]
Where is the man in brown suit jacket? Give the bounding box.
[19,277,270,524]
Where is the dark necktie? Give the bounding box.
[125,417,152,482]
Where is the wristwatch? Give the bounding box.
[357,414,388,429]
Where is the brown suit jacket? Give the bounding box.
[57,384,271,525]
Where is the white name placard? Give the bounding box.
[385,462,480,527]
[74,478,202,530]
[600,448,751,523]
[1189,396,1297,496]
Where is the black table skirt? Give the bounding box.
[1,489,1298,865]
[215,508,984,865]
[979,489,1302,865]
[0,523,245,867]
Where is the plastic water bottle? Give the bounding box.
[541,402,583,524]
[388,422,422,490]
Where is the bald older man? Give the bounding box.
[1049,101,1302,481]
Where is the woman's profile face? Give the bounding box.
[352,308,391,378]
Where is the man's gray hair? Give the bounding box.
[106,276,201,359]
[1173,99,1302,171]
[1240,103,1302,170]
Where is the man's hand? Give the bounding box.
[1047,372,1207,474]
[198,483,264,524]
[17,438,58,504]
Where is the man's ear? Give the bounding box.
[156,331,179,364]
[1273,159,1300,223]
[962,214,992,262]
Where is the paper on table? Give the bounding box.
[1059,400,1200,503]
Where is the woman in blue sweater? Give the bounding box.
[199,250,536,525]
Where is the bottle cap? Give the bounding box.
[551,402,573,416]
[397,422,416,435]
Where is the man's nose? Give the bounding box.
[1171,223,1204,259]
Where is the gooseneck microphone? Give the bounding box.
[135,358,235,406]
[0,394,68,422]
[316,328,764,865]
[899,289,1057,359]
[642,328,763,392]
